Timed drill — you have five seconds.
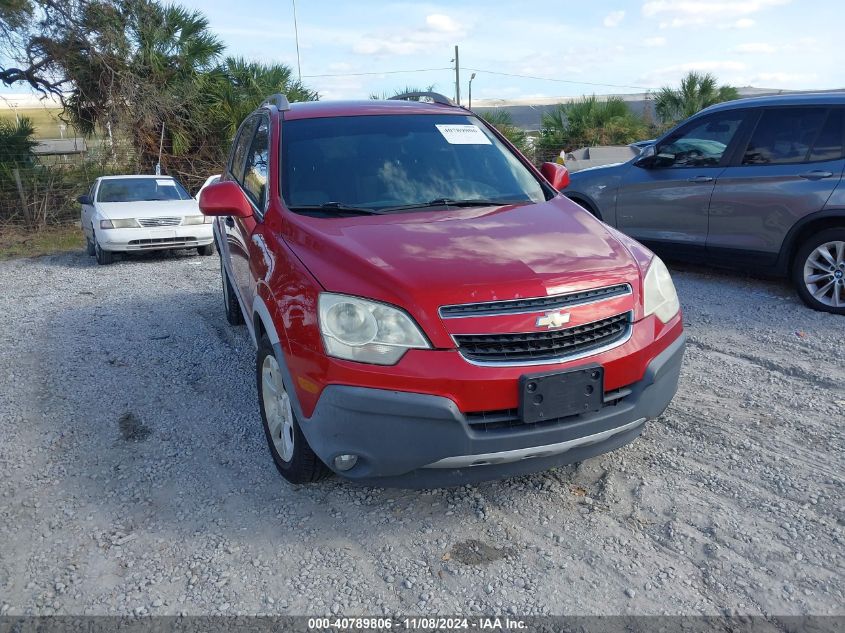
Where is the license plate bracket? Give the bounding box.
[518,365,604,424]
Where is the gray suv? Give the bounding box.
[565,93,845,314]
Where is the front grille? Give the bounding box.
[454,312,631,364]
[440,284,630,318]
[138,217,182,227]
[465,385,633,432]
[128,237,196,248]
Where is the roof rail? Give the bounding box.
[261,93,291,111]
[389,91,455,106]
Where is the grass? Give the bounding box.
[0,108,76,139]
[0,224,83,260]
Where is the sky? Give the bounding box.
[2,0,843,103]
[179,0,842,102]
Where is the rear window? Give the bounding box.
[808,109,844,162]
[742,107,835,165]
[96,178,191,203]
[280,114,545,213]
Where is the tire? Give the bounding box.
[256,334,330,484]
[568,196,599,219]
[792,228,845,314]
[94,233,114,265]
[221,260,245,325]
[197,243,215,256]
[85,234,96,256]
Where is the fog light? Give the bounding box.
[333,454,358,471]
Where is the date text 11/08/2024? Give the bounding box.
[307,617,528,630]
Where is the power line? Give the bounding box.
[464,67,654,91]
[302,67,452,78]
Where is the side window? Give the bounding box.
[742,108,827,165]
[230,118,258,183]
[808,109,844,162]
[242,116,270,209]
[656,112,745,168]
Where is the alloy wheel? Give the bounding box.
[803,240,845,308]
[261,354,295,462]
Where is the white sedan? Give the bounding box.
[79,175,215,265]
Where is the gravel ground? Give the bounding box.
[0,248,842,617]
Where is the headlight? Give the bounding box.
[642,256,680,323]
[100,218,139,229]
[318,293,430,365]
[183,215,207,225]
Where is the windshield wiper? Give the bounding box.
[288,202,386,216]
[382,198,524,212]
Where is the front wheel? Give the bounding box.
[197,243,214,256]
[94,233,114,265]
[256,335,330,484]
[793,228,845,314]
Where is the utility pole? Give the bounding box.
[292,0,303,82]
[453,45,460,106]
[468,72,476,110]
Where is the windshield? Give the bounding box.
[281,114,546,213]
[97,178,191,203]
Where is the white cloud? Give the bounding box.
[638,60,748,86]
[425,14,460,34]
[752,71,819,85]
[644,0,789,28]
[733,42,777,53]
[353,13,467,56]
[603,10,626,27]
[730,18,757,28]
[644,36,667,47]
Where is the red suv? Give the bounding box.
[200,92,686,487]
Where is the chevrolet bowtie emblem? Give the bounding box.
[536,311,571,329]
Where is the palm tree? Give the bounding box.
[478,109,529,155]
[653,71,739,125]
[0,116,37,167]
[369,85,437,100]
[540,95,646,153]
[201,57,318,143]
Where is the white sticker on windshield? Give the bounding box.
[435,124,491,145]
[156,179,175,186]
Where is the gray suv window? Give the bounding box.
[808,108,844,162]
[655,112,745,168]
[742,107,829,165]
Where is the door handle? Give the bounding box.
[687,176,714,183]
[798,170,834,180]
[225,216,235,228]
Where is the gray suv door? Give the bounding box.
[616,109,749,255]
[707,106,845,266]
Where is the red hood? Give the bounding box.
[284,197,643,333]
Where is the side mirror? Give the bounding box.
[540,162,571,190]
[634,144,656,168]
[199,181,253,218]
[77,194,93,205]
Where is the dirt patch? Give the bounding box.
[117,412,151,442]
[448,539,515,566]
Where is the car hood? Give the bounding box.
[96,200,200,219]
[286,197,642,321]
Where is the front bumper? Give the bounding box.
[297,332,685,487]
[97,224,213,252]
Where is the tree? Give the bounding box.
[0,115,36,166]
[539,95,646,154]
[369,84,437,101]
[654,71,739,125]
[478,109,529,155]
[4,0,317,189]
[200,57,318,142]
